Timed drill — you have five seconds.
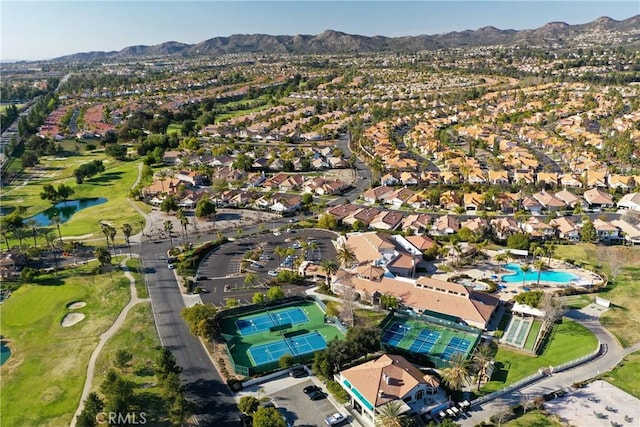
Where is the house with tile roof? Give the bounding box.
[560,174,583,188]
[549,217,579,241]
[617,192,640,212]
[337,354,440,426]
[583,188,614,209]
[592,219,622,244]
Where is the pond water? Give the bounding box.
[28,198,107,226]
[0,341,10,365]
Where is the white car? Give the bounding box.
[325,413,346,426]
[268,270,279,277]
[273,231,282,236]
[168,264,176,270]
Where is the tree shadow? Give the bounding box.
[87,171,124,185]
[491,361,509,383]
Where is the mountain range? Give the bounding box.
[54,15,640,62]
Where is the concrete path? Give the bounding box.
[459,304,640,426]
[70,257,150,427]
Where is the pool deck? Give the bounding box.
[432,251,604,301]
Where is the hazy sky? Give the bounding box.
[1,1,639,61]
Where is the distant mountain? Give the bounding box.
[52,15,640,62]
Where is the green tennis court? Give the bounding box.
[380,311,481,368]
[219,299,346,375]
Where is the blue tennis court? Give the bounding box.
[381,322,410,346]
[408,329,441,354]
[235,307,310,336]
[249,331,327,366]
[441,337,471,361]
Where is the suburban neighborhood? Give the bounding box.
[1,6,640,427]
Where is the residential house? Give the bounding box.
[461,217,488,234]
[381,173,400,186]
[521,217,554,239]
[521,196,543,215]
[401,214,433,235]
[490,217,520,240]
[532,191,566,212]
[513,170,535,186]
[560,174,583,188]
[363,186,395,204]
[583,188,614,209]
[617,192,640,212]
[162,150,182,165]
[583,171,607,188]
[175,170,204,187]
[431,215,460,236]
[404,234,437,253]
[549,217,579,241]
[488,170,510,185]
[592,219,621,244]
[343,207,383,227]
[608,174,634,191]
[327,204,363,224]
[337,354,440,426]
[270,194,302,215]
[554,189,586,210]
[463,193,484,212]
[381,187,416,208]
[369,211,405,231]
[400,171,419,186]
[439,191,462,211]
[536,172,558,187]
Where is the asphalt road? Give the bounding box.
[138,237,240,427]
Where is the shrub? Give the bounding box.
[326,380,349,403]
[493,330,504,339]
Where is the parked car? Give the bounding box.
[268,270,279,277]
[303,385,322,395]
[289,366,307,378]
[168,264,176,270]
[307,390,326,401]
[325,413,346,426]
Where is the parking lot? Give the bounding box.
[236,370,357,427]
[195,229,338,306]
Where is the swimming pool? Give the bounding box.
[501,263,578,284]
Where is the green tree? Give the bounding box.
[238,396,260,415]
[534,259,546,287]
[121,223,132,256]
[195,198,216,218]
[375,400,408,427]
[520,263,531,288]
[164,220,174,249]
[76,392,104,427]
[105,144,127,160]
[267,286,285,301]
[94,246,111,270]
[253,407,287,427]
[472,344,493,391]
[252,292,266,304]
[335,243,356,268]
[441,353,471,392]
[244,272,258,287]
[161,195,178,213]
[580,220,597,242]
[279,354,295,369]
[507,233,530,250]
[301,192,313,206]
[317,213,337,230]
[114,349,133,372]
[180,303,218,339]
[321,259,338,287]
[380,294,399,310]
[156,348,182,382]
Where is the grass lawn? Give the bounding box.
[523,319,542,351]
[90,303,169,425]
[560,294,592,309]
[167,123,182,136]
[215,103,271,124]
[0,264,132,427]
[355,308,388,328]
[599,350,640,399]
[505,410,563,427]
[482,319,598,393]
[554,244,640,348]
[1,151,144,244]
[126,257,149,298]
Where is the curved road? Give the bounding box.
[459,305,640,426]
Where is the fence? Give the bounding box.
[310,294,348,334]
[392,308,482,335]
[471,344,605,407]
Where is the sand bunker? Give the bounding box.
[61,313,85,327]
[67,301,87,309]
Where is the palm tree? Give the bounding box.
[274,246,286,266]
[532,246,545,263]
[164,220,174,249]
[335,243,356,269]
[534,259,546,287]
[375,401,407,427]
[176,209,188,245]
[452,242,463,264]
[51,215,63,247]
[321,259,338,287]
[122,223,132,257]
[441,352,471,392]
[107,225,117,254]
[494,252,508,267]
[520,263,531,288]
[308,241,319,260]
[544,241,556,266]
[26,218,39,249]
[472,344,493,391]
[99,222,112,251]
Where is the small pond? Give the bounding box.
[0,341,11,365]
[28,198,107,226]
